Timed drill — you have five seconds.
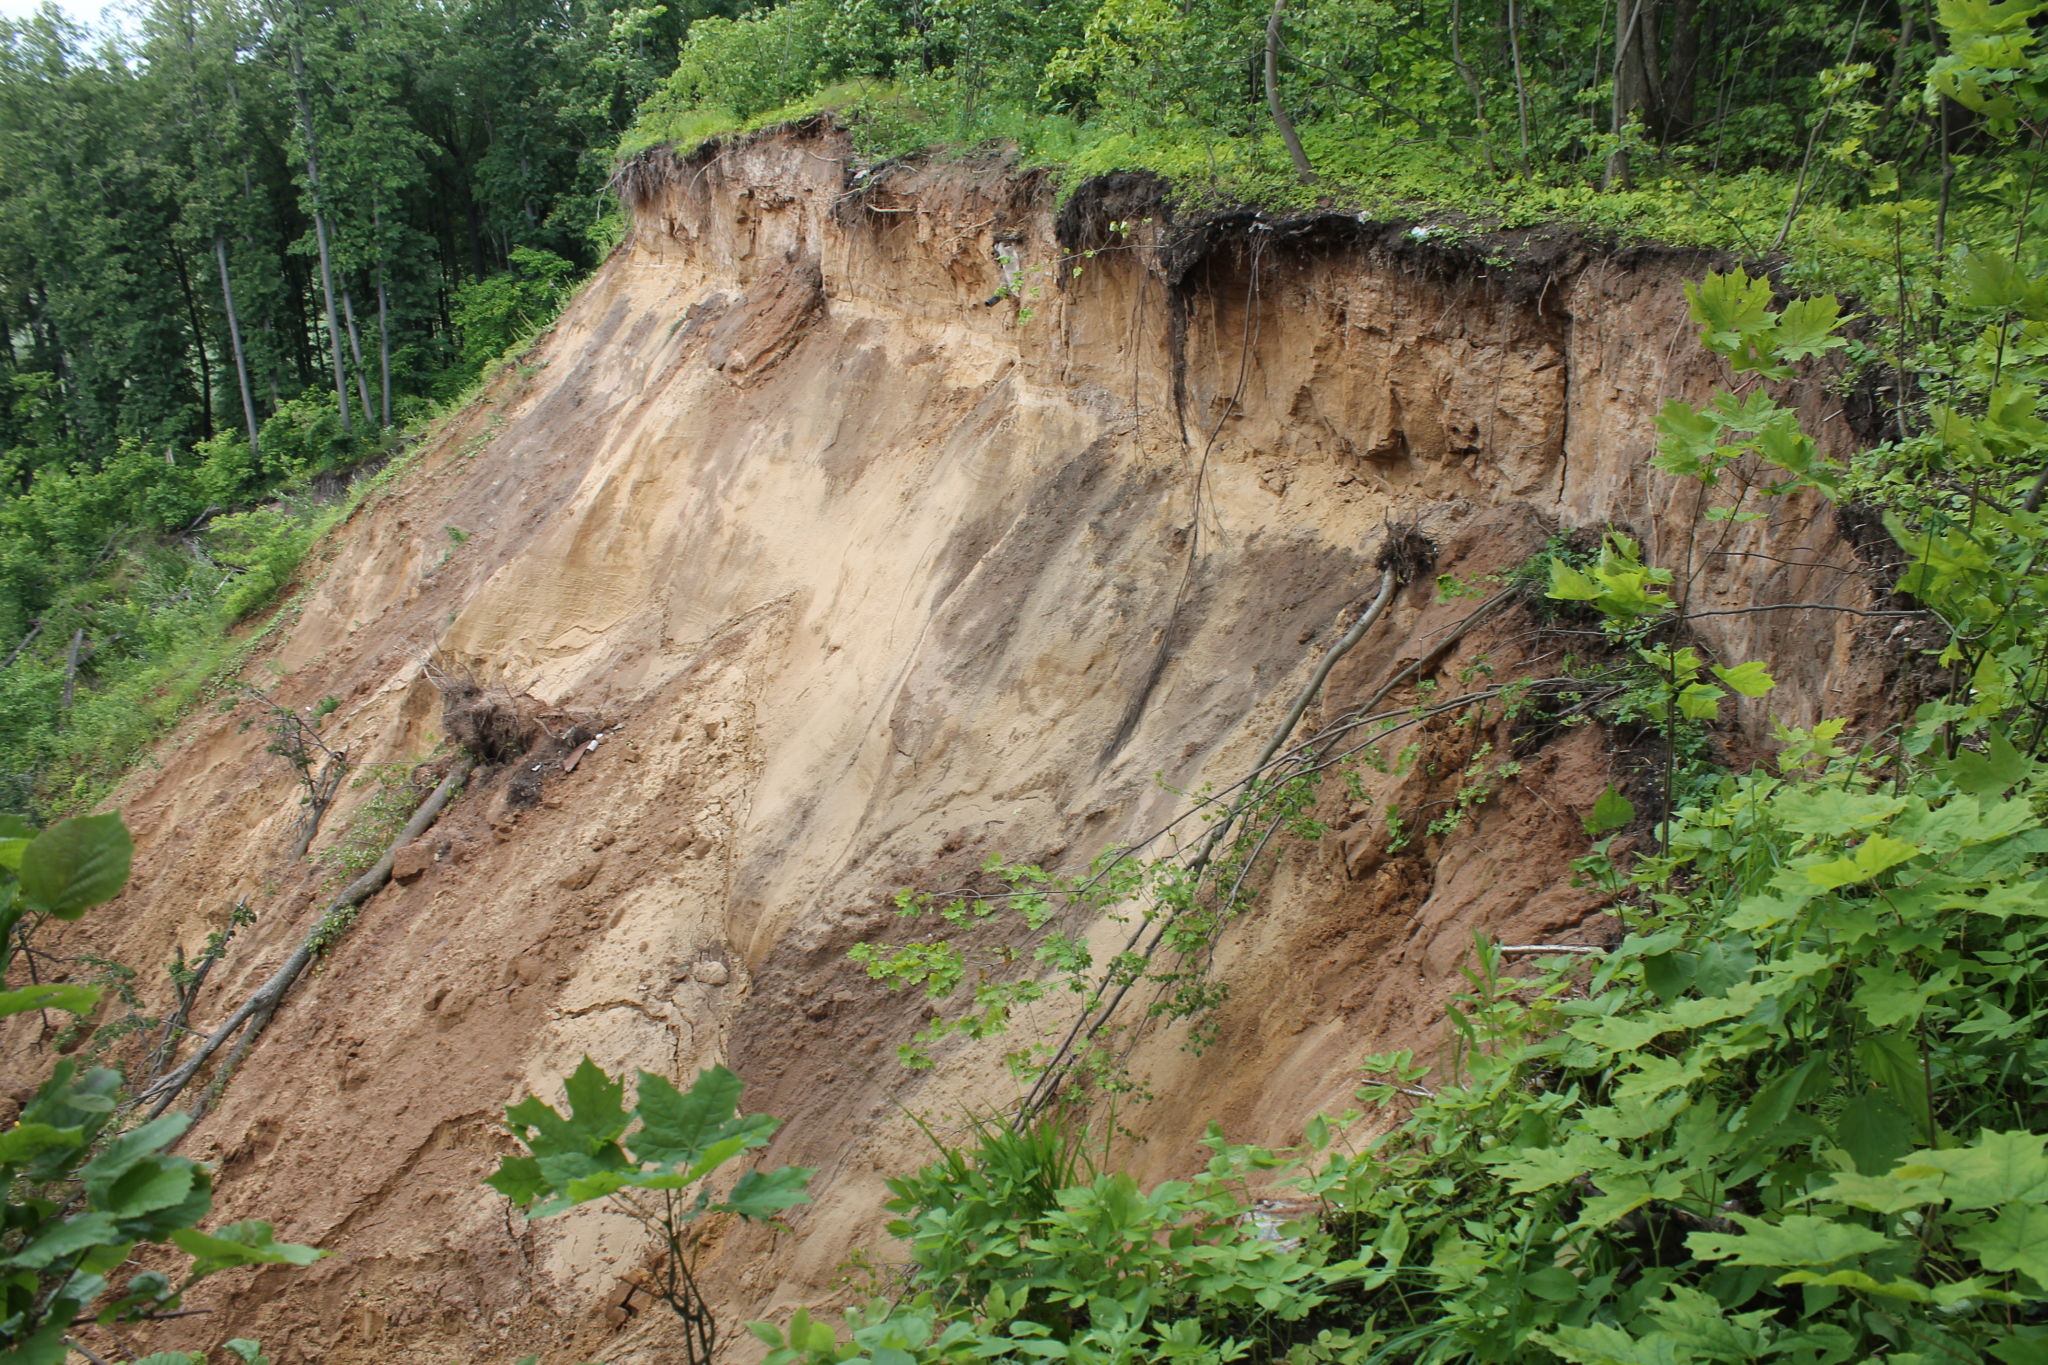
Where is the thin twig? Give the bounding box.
[1686,602,1923,618]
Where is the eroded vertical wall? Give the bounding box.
[17,123,1908,1363]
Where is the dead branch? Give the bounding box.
[140,759,472,1121]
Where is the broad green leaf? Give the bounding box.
[1816,1170,1942,1214]
[1578,1092,1689,1143]
[81,1114,190,1198]
[1486,1146,1586,1194]
[1774,1268,1935,1301]
[1959,247,2048,322]
[1536,1322,1688,1365]
[0,1320,73,1365]
[1770,789,1906,836]
[1638,1284,1770,1360]
[1893,1131,2048,1209]
[504,1057,631,1156]
[720,1165,816,1219]
[1547,559,1600,602]
[631,1065,759,1166]
[1772,294,1849,362]
[1642,951,1695,1005]
[1376,1207,1409,1267]
[1685,1213,1893,1267]
[1653,400,1721,474]
[1945,728,2034,796]
[7,1212,123,1268]
[485,1155,549,1206]
[1852,965,1956,1028]
[1737,1056,1825,1141]
[1522,1267,1582,1302]
[97,1159,197,1222]
[535,1146,634,1200]
[1955,1203,2048,1283]
[1676,681,1724,722]
[0,982,102,1020]
[561,1057,631,1142]
[1583,787,1635,836]
[1807,834,1921,889]
[1687,269,1776,353]
[168,1221,324,1276]
[1991,1333,2048,1365]
[1858,1033,1930,1139]
[1836,1092,1915,1176]
[1711,660,1775,697]
[18,813,132,919]
[1568,988,1754,1052]
[1572,1172,1683,1231]
[0,1123,82,1169]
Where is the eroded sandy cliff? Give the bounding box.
[30,122,1910,1362]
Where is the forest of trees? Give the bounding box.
[0,0,723,490]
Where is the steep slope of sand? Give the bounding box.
[23,124,1910,1362]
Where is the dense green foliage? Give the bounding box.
[0,0,702,813]
[627,0,1955,239]
[0,812,318,1363]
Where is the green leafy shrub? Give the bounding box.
[487,1059,815,1365]
[0,812,321,1359]
[654,0,834,125]
[208,506,318,624]
[759,1123,1371,1365]
[449,248,579,389]
[193,432,262,510]
[884,1107,1099,1311]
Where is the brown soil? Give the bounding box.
[15,121,1906,1364]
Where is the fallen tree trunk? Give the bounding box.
[141,758,473,1120]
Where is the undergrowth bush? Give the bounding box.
[316,760,431,890]
[0,273,560,820]
[0,813,321,1359]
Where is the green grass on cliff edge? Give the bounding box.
[621,82,1829,263]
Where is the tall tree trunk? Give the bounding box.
[61,628,82,711]
[1449,0,1499,175]
[1665,0,1702,136]
[215,235,261,456]
[1264,0,1317,184]
[1603,0,1651,188]
[1507,0,1531,174]
[460,175,487,283]
[340,286,374,426]
[376,250,391,429]
[1884,2,1916,113]
[290,38,352,435]
[168,241,215,441]
[264,319,281,408]
[1588,0,1609,125]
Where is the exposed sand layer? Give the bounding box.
[15,124,1913,1363]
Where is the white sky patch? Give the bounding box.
[0,0,132,35]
